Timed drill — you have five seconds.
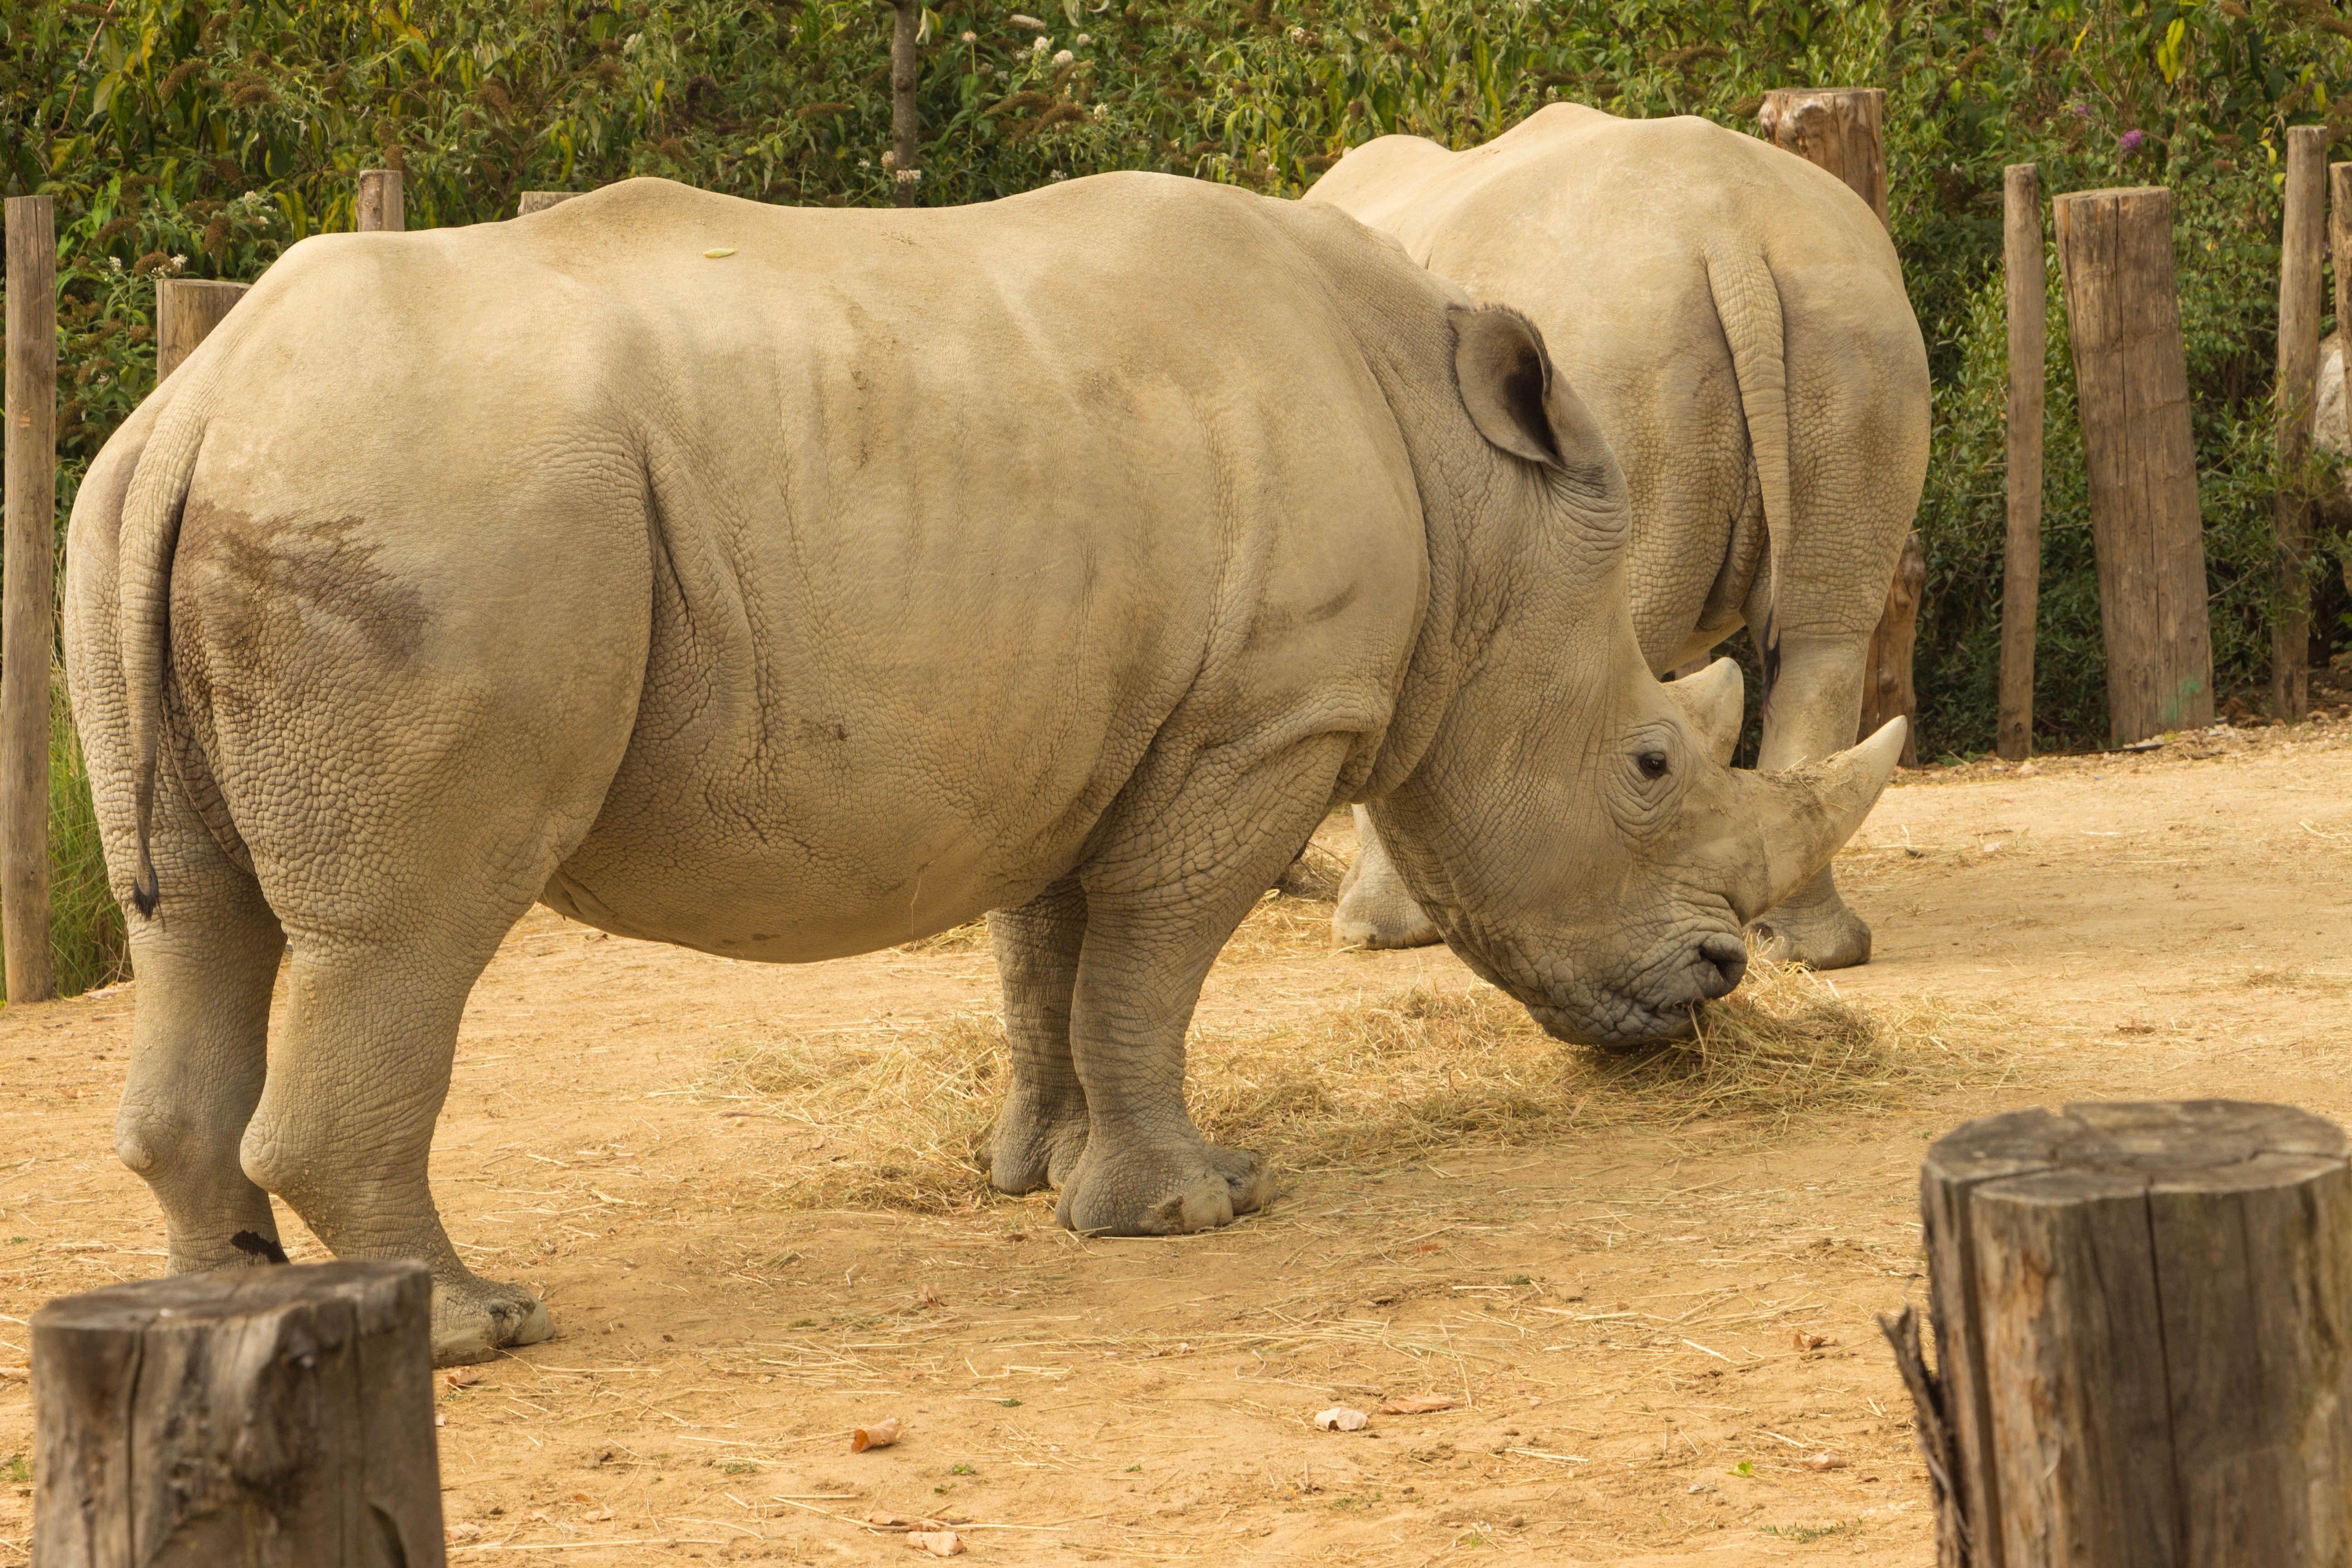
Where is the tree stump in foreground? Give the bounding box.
[32,1260,446,1568]
[1905,1101,2352,1568]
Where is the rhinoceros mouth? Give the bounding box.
[1524,996,1701,1049]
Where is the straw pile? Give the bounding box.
[692,934,2006,1215]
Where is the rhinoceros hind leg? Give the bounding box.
[1750,866,1872,970]
[985,877,1091,1195]
[240,934,555,1368]
[1333,807,1442,949]
[113,803,287,1277]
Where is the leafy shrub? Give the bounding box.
[4,0,2349,795]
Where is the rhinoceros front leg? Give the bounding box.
[1331,805,1442,949]
[1050,737,1347,1235]
[985,876,1090,1194]
[1750,627,1876,970]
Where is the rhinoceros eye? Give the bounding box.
[1637,750,1671,780]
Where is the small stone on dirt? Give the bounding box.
[1313,1406,1368,1431]
[446,1367,487,1388]
[905,1530,963,1556]
[1801,1451,1847,1471]
[1791,1331,1833,1351]
[853,1417,903,1452]
[446,1523,483,1543]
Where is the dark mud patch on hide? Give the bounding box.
[172,501,433,685]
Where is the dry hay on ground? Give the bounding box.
[689,920,2012,1215]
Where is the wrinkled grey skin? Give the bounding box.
[1307,104,1932,969]
[66,174,1899,1364]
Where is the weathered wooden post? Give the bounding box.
[4,195,57,1006]
[2334,163,2352,454]
[1891,1101,2352,1566]
[516,190,579,216]
[154,278,250,382]
[2053,186,2215,744]
[1999,164,2045,762]
[1758,87,1886,220]
[1758,87,1922,762]
[32,1261,448,1566]
[2274,126,2327,720]
[356,168,404,233]
[886,0,923,205]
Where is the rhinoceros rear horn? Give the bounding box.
[1450,305,1618,504]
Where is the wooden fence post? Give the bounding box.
[1757,88,1887,222]
[1999,164,2046,762]
[515,191,579,216]
[4,195,57,1007]
[2053,185,2215,744]
[356,169,404,233]
[2335,163,2352,475]
[2274,126,2327,720]
[155,279,250,383]
[32,1260,448,1567]
[1891,1101,2352,1565]
[887,0,923,205]
[1758,86,1921,761]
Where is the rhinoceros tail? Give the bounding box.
[116,363,222,918]
[1704,247,1793,711]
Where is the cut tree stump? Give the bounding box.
[155,279,250,382]
[32,1260,447,1568]
[1908,1100,2352,1568]
[2053,186,2215,745]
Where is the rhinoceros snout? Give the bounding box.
[1691,932,1747,1000]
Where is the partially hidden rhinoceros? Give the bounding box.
[1305,103,1932,970]
[66,173,1901,1362]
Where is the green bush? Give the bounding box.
[4,0,2350,812]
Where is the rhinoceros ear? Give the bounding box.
[1450,305,1616,496]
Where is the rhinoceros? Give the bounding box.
[1304,103,1932,969]
[66,173,1901,1362]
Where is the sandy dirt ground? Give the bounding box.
[3,715,2350,1565]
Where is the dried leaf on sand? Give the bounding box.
[853,1417,902,1452]
[1314,1406,1369,1431]
[905,1532,963,1557]
[1377,1394,1457,1415]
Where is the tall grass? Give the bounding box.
[10,668,131,1003]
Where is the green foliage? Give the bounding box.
[45,663,130,1000]
[5,0,2351,781]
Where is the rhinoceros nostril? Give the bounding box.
[1693,933,1748,1000]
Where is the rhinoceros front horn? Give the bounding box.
[1730,718,1906,921]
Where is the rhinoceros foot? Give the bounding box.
[1054,1141,1276,1235]
[1749,876,1872,972]
[986,1088,1091,1196]
[432,1275,556,1367]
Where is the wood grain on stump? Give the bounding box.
[356,169,404,233]
[1918,1100,2352,1568]
[2051,186,2214,745]
[31,1260,446,1568]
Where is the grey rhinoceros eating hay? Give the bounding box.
[1306,104,1933,970]
[65,173,1902,1363]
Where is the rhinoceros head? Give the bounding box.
[1365,306,1902,1047]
